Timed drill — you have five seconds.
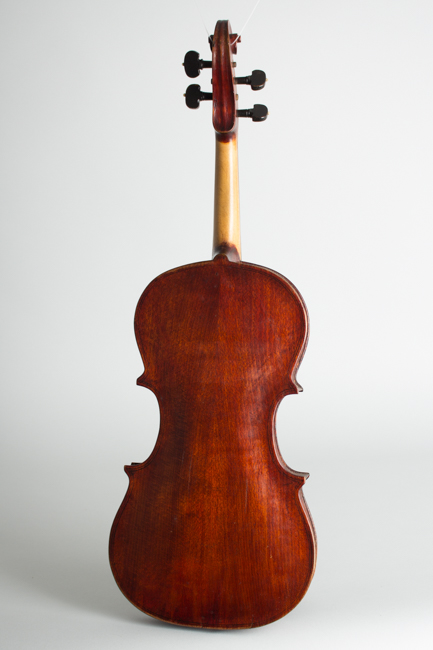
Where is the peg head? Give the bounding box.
[185,84,213,109]
[235,70,266,91]
[183,51,212,78]
[237,104,268,122]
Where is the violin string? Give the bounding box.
[233,0,263,44]
[190,0,262,43]
[192,0,210,37]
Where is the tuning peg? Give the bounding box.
[183,51,212,78]
[235,70,266,91]
[185,84,213,109]
[237,104,268,122]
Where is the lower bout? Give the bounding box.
[110,528,316,629]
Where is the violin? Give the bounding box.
[109,20,316,629]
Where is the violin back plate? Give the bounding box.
[109,255,316,629]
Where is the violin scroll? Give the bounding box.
[183,21,268,132]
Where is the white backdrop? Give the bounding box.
[1,1,432,648]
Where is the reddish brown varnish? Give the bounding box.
[211,21,238,134]
[109,20,316,629]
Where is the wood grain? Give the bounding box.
[213,133,241,261]
[109,255,316,628]
[211,21,241,262]
[109,18,316,630]
[211,20,237,135]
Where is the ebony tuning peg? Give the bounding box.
[237,104,268,122]
[235,70,266,91]
[183,50,212,78]
[185,84,213,109]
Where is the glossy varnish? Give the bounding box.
[109,19,316,629]
[109,254,316,628]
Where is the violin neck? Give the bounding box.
[213,132,241,262]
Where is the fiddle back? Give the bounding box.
[109,20,316,629]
